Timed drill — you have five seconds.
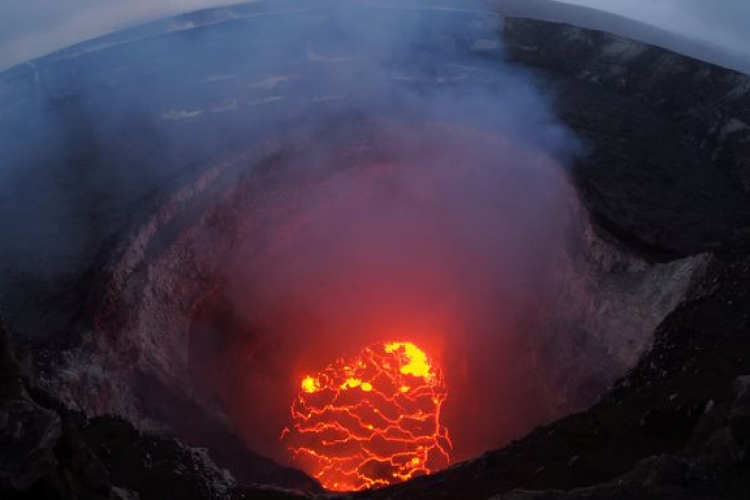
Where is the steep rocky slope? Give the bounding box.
[4,251,750,499]
[355,253,750,499]
[503,17,750,259]
[0,315,318,499]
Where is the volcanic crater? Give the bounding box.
[1,1,750,499]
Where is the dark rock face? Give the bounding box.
[77,416,236,500]
[503,17,750,259]
[730,376,750,459]
[1,316,110,499]
[0,399,61,491]
[0,316,62,492]
[0,317,316,500]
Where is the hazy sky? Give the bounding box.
[0,0,748,71]
[559,0,750,58]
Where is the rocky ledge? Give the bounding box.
[0,315,317,500]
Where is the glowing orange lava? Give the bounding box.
[280,341,452,491]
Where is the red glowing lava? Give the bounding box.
[280,341,452,491]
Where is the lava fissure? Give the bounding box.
[281,341,452,491]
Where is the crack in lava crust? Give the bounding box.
[280,341,452,491]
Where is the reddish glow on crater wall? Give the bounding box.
[281,341,452,491]
[203,123,575,470]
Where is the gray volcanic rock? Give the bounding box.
[0,316,314,500]
[487,431,747,500]
[0,317,61,491]
[78,416,236,500]
[729,376,750,458]
[503,16,750,259]
[0,399,61,490]
[0,316,111,499]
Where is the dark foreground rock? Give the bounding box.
[0,316,313,500]
[1,318,62,493]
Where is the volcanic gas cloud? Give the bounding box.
[206,122,575,483]
[281,341,451,491]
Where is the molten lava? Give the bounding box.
[281,341,452,491]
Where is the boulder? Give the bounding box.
[729,376,750,458]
